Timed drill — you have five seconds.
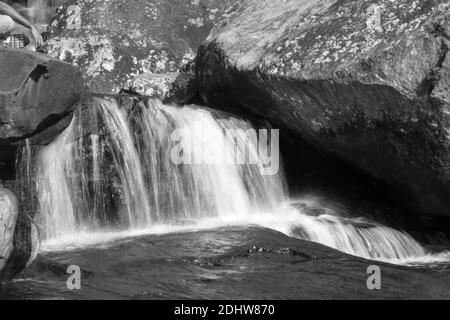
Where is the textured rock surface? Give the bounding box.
[0,47,84,180]
[0,186,34,282]
[0,202,38,281]
[0,47,84,142]
[0,187,18,280]
[122,72,197,104]
[196,0,450,217]
[3,227,450,299]
[45,0,240,93]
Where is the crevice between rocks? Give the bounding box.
[417,36,448,98]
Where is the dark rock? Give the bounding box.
[122,72,197,104]
[275,247,312,259]
[45,0,240,93]
[0,47,84,181]
[196,0,450,217]
[304,207,327,217]
[0,47,84,143]
[5,227,450,299]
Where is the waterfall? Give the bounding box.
[34,97,285,241]
[27,97,450,265]
[132,100,285,221]
[274,205,430,262]
[96,99,152,227]
[37,118,78,239]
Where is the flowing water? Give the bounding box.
[29,98,450,263]
[5,97,450,299]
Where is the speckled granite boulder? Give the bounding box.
[196,0,450,217]
[122,72,197,104]
[45,0,240,93]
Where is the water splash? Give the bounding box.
[271,204,440,264]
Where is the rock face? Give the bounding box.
[45,0,240,93]
[196,0,450,217]
[0,47,85,279]
[0,187,18,280]
[122,72,197,104]
[0,186,39,282]
[0,187,34,282]
[0,47,84,143]
[0,47,84,180]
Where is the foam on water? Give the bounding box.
[40,205,450,266]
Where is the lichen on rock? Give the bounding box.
[196,0,450,218]
[45,0,240,93]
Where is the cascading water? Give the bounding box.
[133,100,285,221]
[33,97,285,241]
[26,97,450,265]
[37,118,78,239]
[96,99,152,227]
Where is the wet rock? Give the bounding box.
[247,246,269,255]
[290,201,327,216]
[3,227,450,299]
[45,0,240,93]
[122,72,197,104]
[304,207,327,217]
[196,0,450,217]
[27,222,40,268]
[275,247,313,259]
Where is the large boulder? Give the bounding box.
[0,46,84,281]
[0,47,84,142]
[196,0,450,217]
[0,47,85,180]
[0,187,18,280]
[45,0,240,93]
[122,72,197,104]
[0,186,36,282]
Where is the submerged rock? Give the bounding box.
[196,0,450,217]
[45,0,240,93]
